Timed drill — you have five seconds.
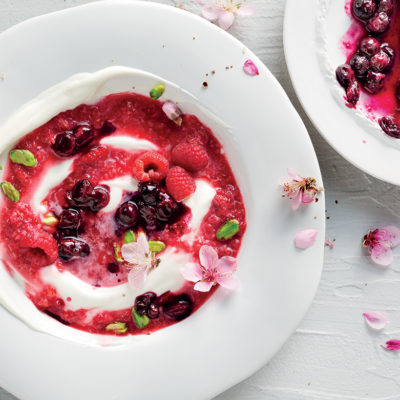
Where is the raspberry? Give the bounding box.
[133,151,169,183]
[166,166,196,201]
[1,202,58,269]
[171,142,209,172]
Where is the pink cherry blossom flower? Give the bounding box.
[181,245,239,292]
[121,233,160,291]
[295,229,318,249]
[362,226,400,266]
[282,168,323,211]
[363,311,389,330]
[198,0,255,30]
[243,59,259,76]
[382,339,400,351]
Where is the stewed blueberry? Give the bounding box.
[107,262,120,273]
[58,237,90,261]
[359,36,380,57]
[381,42,395,58]
[155,191,179,222]
[352,0,377,20]
[336,64,355,89]
[134,292,157,316]
[349,53,370,77]
[67,179,94,208]
[90,185,110,212]
[137,201,158,230]
[52,132,76,157]
[379,115,400,138]
[147,303,160,319]
[346,81,360,105]
[378,0,393,15]
[99,120,117,136]
[162,293,193,321]
[366,12,390,34]
[53,228,78,242]
[138,182,161,205]
[73,123,95,149]
[58,208,81,230]
[370,50,391,72]
[363,71,386,93]
[115,201,139,227]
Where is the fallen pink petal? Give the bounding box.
[295,229,318,249]
[363,311,389,331]
[363,226,400,266]
[325,238,335,249]
[382,339,400,351]
[243,59,259,76]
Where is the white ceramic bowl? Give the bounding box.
[285,0,400,185]
[0,2,325,399]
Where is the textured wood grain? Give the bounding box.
[1,0,399,399]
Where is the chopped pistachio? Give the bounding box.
[216,219,240,240]
[1,182,19,202]
[149,84,165,100]
[148,241,166,253]
[9,149,37,167]
[43,213,58,226]
[123,230,136,244]
[105,322,128,334]
[132,308,149,329]
[113,242,123,262]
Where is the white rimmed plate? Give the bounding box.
[0,1,325,399]
[285,0,400,185]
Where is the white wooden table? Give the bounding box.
[2,1,400,399]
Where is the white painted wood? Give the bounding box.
[1,0,398,399]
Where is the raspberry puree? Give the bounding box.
[0,91,246,335]
[336,0,400,137]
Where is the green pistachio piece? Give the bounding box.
[216,219,240,240]
[43,213,58,226]
[123,230,136,244]
[149,84,165,100]
[1,182,19,202]
[132,308,149,329]
[9,149,37,167]
[105,322,128,334]
[0,165,2,170]
[148,241,166,253]
[113,242,123,262]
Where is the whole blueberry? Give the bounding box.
[366,12,390,34]
[67,179,94,208]
[336,64,355,89]
[115,201,139,227]
[379,115,400,138]
[52,131,76,157]
[352,0,377,20]
[363,70,386,93]
[58,237,90,261]
[359,36,380,56]
[349,53,370,77]
[90,185,110,212]
[370,50,391,72]
[58,208,81,230]
[73,123,95,149]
